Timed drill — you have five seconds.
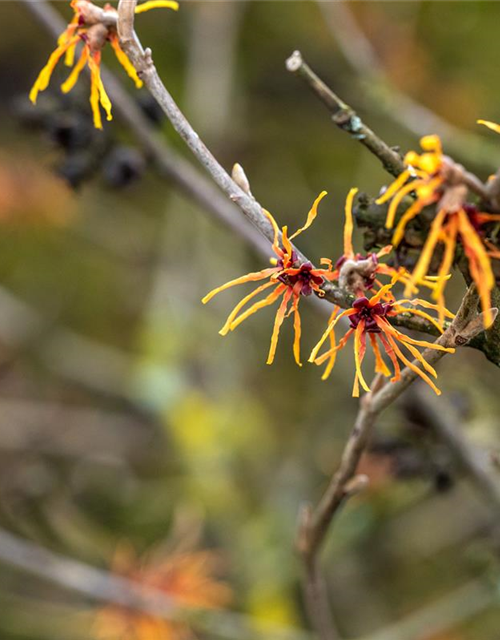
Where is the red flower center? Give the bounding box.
[349,297,390,333]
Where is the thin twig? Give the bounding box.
[285,50,405,178]
[285,50,494,205]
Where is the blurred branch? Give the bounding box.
[0,397,152,458]
[404,385,500,513]
[184,1,246,137]
[285,50,405,178]
[360,578,497,640]
[0,285,132,398]
[317,1,500,171]
[0,527,311,640]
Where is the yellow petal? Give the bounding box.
[29,35,80,104]
[218,280,275,335]
[135,0,179,13]
[342,187,358,258]
[110,35,143,89]
[477,119,500,135]
[61,46,89,94]
[289,190,327,241]
[375,170,411,205]
[353,322,370,394]
[292,295,302,366]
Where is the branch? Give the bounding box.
[296,285,493,575]
[285,50,405,178]
[286,50,495,206]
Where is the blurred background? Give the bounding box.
[0,1,500,639]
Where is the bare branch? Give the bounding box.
[286,50,405,178]
[286,51,495,206]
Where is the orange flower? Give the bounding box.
[203,192,334,366]
[94,544,231,640]
[309,277,455,397]
[29,0,178,129]
[376,135,500,326]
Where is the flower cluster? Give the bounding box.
[94,543,231,640]
[204,187,455,396]
[376,134,500,326]
[30,0,178,129]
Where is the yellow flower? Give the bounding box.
[30,0,178,129]
[376,135,499,327]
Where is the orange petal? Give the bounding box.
[378,332,401,382]
[228,284,286,333]
[353,321,370,396]
[267,288,293,364]
[292,295,302,366]
[405,208,447,297]
[281,226,293,261]
[320,307,339,380]
[202,268,278,304]
[386,334,441,395]
[385,178,428,230]
[262,209,283,257]
[392,199,425,247]
[309,308,357,362]
[376,244,393,258]
[457,208,495,327]
[377,318,454,353]
[218,280,276,335]
[399,339,438,378]
[290,190,328,241]
[343,187,358,258]
[315,328,353,366]
[369,334,391,377]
